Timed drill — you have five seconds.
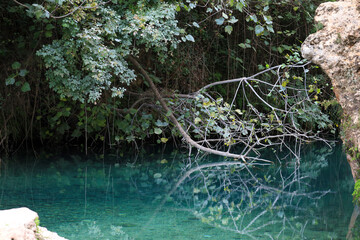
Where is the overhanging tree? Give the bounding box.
[2,0,341,237]
[4,0,334,160]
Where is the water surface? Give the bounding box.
[0,144,357,239]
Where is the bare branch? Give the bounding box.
[128,55,250,160]
[11,0,29,9]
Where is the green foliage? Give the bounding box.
[0,0,336,153]
[169,63,333,149]
[36,1,182,102]
[353,179,360,205]
[34,217,40,233]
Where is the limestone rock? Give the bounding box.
[301,0,360,180]
[37,226,68,240]
[0,207,67,240]
[0,207,38,240]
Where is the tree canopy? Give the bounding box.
[0,0,339,155]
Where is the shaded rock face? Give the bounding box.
[0,207,67,240]
[302,0,360,180]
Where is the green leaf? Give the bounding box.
[141,121,149,130]
[45,24,55,30]
[269,114,274,122]
[298,109,305,115]
[266,25,274,33]
[228,17,238,24]
[129,108,137,114]
[160,138,168,143]
[21,82,31,92]
[155,120,168,127]
[55,0,66,5]
[154,173,162,178]
[19,69,28,77]
[192,22,200,28]
[71,129,81,138]
[215,17,225,25]
[45,31,53,38]
[35,10,43,19]
[189,3,196,9]
[154,128,162,134]
[12,61,21,70]
[194,117,201,124]
[236,2,244,12]
[6,77,15,85]
[255,25,264,35]
[185,34,195,42]
[235,109,243,115]
[250,15,258,23]
[166,110,172,117]
[225,25,233,35]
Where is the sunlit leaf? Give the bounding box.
[215,17,225,25]
[185,34,195,42]
[154,173,162,178]
[194,117,201,124]
[5,77,15,85]
[225,25,233,35]
[154,128,162,134]
[255,25,264,35]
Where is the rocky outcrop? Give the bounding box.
[0,207,67,240]
[301,0,360,181]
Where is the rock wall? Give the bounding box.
[301,0,360,180]
[0,207,67,240]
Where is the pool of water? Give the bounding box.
[0,144,358,239]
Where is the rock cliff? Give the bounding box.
[301,0,360,180]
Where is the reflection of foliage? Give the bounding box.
[86,221,103,237]
[167,146,334,239]
[299,145,331,179]
[84,221,133,239]
[0,145,351,239]
[110,225,133,240]
[352,223,360,240]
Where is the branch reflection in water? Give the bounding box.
[0,143,355,239]
[140,143,353,239]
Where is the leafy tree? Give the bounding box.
[1,0,336,155]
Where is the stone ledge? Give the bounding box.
[0,207,68,240]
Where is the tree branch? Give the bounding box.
[127,55,249,160]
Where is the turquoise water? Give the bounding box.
[0,144,358,239]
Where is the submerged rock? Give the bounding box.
[0,207,67,240]
[301,0,360,180]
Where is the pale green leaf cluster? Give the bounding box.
[36,2,182,102]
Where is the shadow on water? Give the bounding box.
[0,143,358,239]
